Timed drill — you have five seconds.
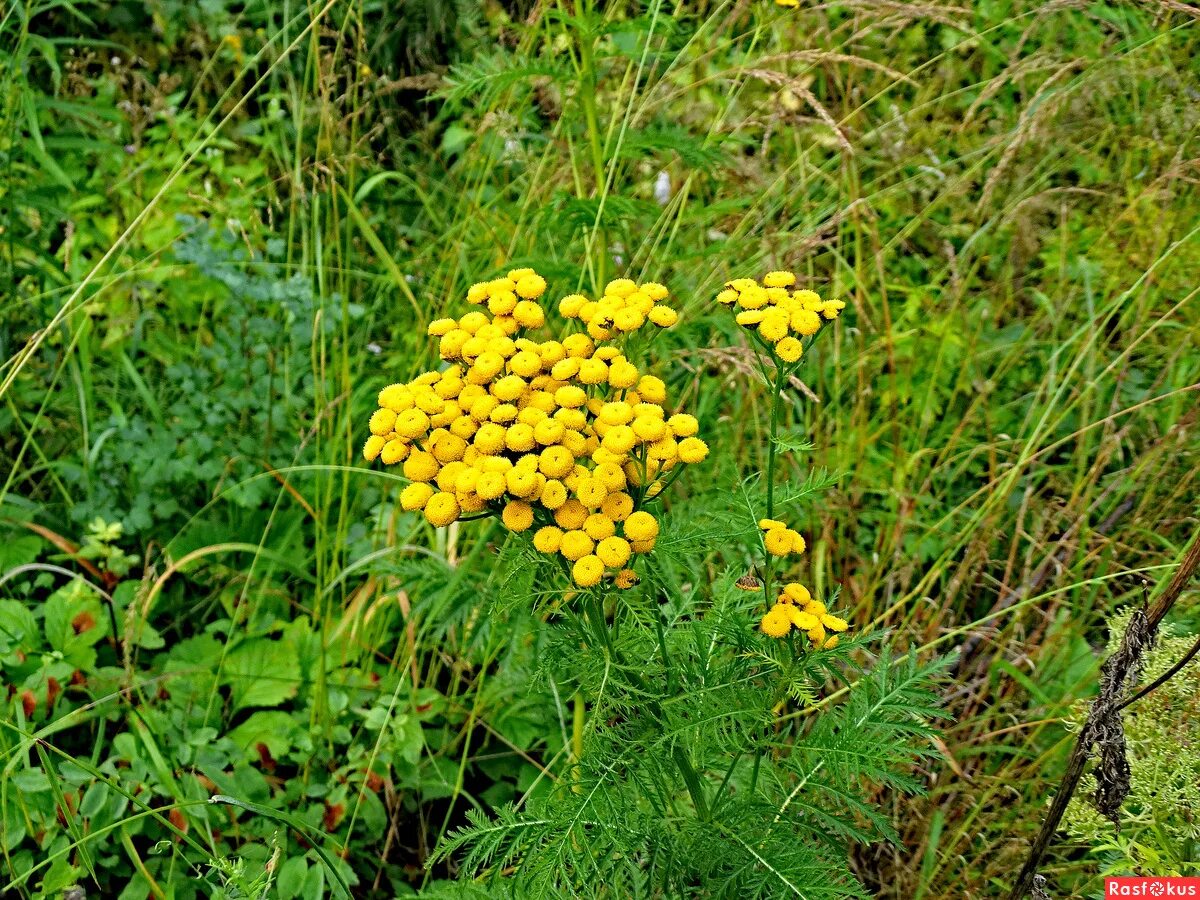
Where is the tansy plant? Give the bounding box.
[717,271,850,647]
[365,267,945,898]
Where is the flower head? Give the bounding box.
[715,271,841,364]
[759,584,851,647]
[365,267,707,587]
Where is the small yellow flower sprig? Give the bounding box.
[756,517,806,557]
[558,278,679,340]
[760,583,849,649]
[362,267,710,589]
[716,270,844,364]
[753,518,850,648]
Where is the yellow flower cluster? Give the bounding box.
[558,278,679,340]
[757,518,806,557]
[760,583,849,648]
[363,268,709,588]
[716,271,844,363]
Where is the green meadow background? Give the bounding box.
[2,1,1198,897]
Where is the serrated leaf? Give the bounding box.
[771,428,816,453]
[222,637,301,711]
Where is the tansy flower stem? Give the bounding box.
[580,587,710,821]
[762,363,787,601]
[575,0,608,289]
[572,692,585,764]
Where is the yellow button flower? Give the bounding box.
[403,451,440,483]
[632,415,665,442]
[572,555,604,587]
[509,350,542,377]
[775,337,803,363]
[648,305,678,327]
[677,437,709,464]
[505,423,537,453]
[608,361,640,389]
[623,511,659,542]
[583,513,616,541]
[369,408,397,436]
[822,613,848,633]
[637,376,667,404]
[424,492,460,527]
[761,604,792,638]
[539,446,575,478]
[596,536,632,568]
[782,583,812,605]
[533,418,566,446]
[554,499,588,530]
[473,422,507,455]
[541,479,568,509]
[502,500,535,532]
[506,468,539,498]
[533,526,564,554]
[788,608,819,631]
[363,435,387,462]
[791,309,822,336]
[380,439,409,465]
[667,413,698,437]
[554,385,587,409]
[604,278,637,297]
[600,491,634,522]
[476,471,507,500]
[576,479,608,509]
[488,291,517,316]
[577,358,609,385]
[394,409,431,440]
[559,294,587,318]
[400,482,434,511]
[763,527,797,557]
[602,425,637,455]
[515,273,547,299]
[560,530,595,561]
[513,300,545,328]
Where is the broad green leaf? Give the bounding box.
[222,637,300,711]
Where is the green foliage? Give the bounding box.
[433,573,950,897]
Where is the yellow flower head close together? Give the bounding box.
[364,267,707,587]
[760,518,807,558]
[760,582,850,648]
[716,270,844,363]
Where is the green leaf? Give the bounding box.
[0,535,44,571]
[226,711,297,760]
[771,428,816,453]
[0,600,38,655]
[276,855,308,900]
[42,584,107,668]
[222,637,301,711]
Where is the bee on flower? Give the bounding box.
[363,267,707,589]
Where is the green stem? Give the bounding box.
[766,363,786,520]
[576,4,608,287]
[579,589,710,820]
[762,363,788,601]
[572,691,585,763]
